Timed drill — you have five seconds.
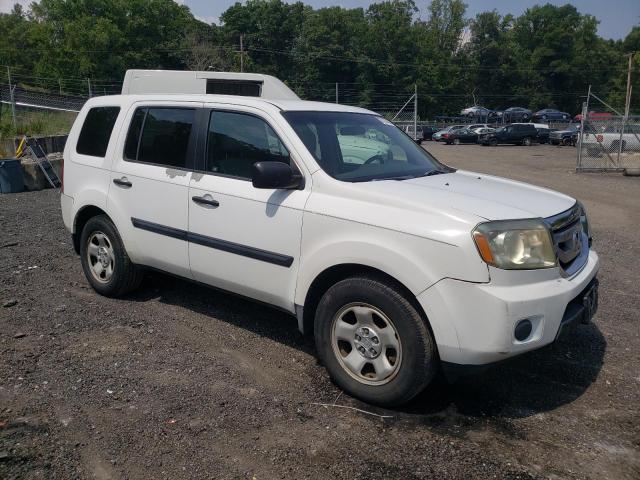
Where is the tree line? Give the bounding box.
[1,0,638,118]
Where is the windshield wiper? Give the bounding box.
[367,169,451,182]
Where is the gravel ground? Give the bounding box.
[1,143,638,479]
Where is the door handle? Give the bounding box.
[113,177,132,188]
[192,195,219,208]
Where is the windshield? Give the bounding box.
[282,111,451,182]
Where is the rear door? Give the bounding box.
[188,105,310,311]
[108,102,200,278]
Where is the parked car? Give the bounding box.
[532,109,571,122]
[472,127,496,135]
[518,123,553,144]
[403,124,424,143]
[549,124,581,146]
[574,111,613,122]
[433,125,465,141]
[582,124,640,154]
[461,106,493,118]
[479,123,539,146]
[442,128,481,144]
[502,107,532,123]
[421,125,439,141]
[61,71,599,407]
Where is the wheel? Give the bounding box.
[522,137,532,146]
[314,276,437,407]
[453,138,460,145]
[445,141,452,145]
[562,137,572,146]
[79,215,143,297]
[489,138,498,146]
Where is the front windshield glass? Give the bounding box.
[282,111,451,182]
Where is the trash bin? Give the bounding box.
[0,159,24,193]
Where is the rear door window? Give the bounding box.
[76,106,120,157]
[123,107,195,168]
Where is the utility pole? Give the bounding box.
[240,34,244,73]
[335,83,338,104]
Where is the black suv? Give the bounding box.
[479,124,538,146]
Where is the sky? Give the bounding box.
[0,0,638,40]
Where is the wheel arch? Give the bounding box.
[297,263,436,345]
[72,205,111,254]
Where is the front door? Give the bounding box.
[108,102,200,278]
[188,106,310,311]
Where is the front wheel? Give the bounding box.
[522,137,532,146]
[79,215,143,297]
[453,138,461,145]
[314,276,437,407]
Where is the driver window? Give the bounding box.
[206,110,290,179]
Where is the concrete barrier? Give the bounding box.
[21,157,63,191]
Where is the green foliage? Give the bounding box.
[0,0,637,117]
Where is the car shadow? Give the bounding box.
[126,270,606,422]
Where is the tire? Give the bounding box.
[453,138,460,145]
[562,137,572,146]
[79,214,143,297]
[314,276,437,407]
[522,137,532,146]
[489,138,498,146]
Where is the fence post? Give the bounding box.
[577,85,590,170]
[413,84,418,141]
[7,66,16,128]
[335,82,338,104]
[87,78,92,97]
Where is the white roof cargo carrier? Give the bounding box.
[121,69,300,100]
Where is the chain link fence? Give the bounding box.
[577,116,640,171]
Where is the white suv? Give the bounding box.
[61,91,599,406]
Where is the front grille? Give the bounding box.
[545,203,589,277]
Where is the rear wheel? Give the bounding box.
[562,137,572,146]
[314,276,437,407]
[522,137,532,146]
[489,138,498,146]
[79,215,143,297]
[453,138,461,145]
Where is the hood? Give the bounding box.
[356,170,576,221]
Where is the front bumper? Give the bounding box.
[417,250,599,366]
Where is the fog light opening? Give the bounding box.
[514,319,533,342]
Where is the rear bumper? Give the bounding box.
[60,192,74,232]
[417,250,599,367]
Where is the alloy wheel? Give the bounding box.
[331,303,402,385]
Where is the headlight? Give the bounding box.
[473,219,557,270]
[577,201,592,245]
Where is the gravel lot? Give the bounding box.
[1,143,639,479]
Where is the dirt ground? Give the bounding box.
[1,143,639,479]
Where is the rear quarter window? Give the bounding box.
[76,106,120,157]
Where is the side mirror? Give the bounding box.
[252,161,303,189]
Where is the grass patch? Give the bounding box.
[0,105,76,140]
